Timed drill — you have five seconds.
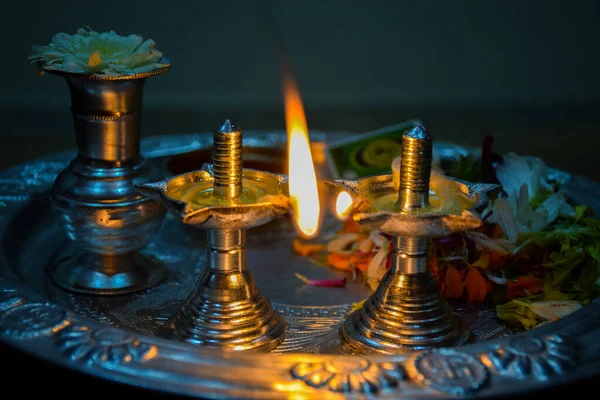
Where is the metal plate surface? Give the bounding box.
[1,131,599,399]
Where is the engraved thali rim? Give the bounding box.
[0,131,599,399]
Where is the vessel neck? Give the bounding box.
[65,77,146,164]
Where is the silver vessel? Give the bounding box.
[47,69,169,295]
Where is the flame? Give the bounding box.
[283,75,321,238]
[334,191,353,219]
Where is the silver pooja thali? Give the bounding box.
[1,131,599,399]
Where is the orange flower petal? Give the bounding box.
[350,253,372,273]
[487,252,508,269]
[342,218,361,233]
[327,252,352,271]
[465,267,488,303]
[491,223,504,239]
[444,265,465,299]
[293,239,325,257]
[506,275,543,300]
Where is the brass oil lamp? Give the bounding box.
[137,120,290,352]
[326,126,499,354]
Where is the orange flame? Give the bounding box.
[334,191,353,219]
[283,74,321,239]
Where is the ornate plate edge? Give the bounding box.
[0,131,598,399]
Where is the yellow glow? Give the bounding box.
[283,74,321,239]
[334,191,353,219]
[273,381,311,397]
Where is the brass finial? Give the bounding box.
[213,119,243,199]
[398,125,433,212]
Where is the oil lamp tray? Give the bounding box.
[1,131,599,398]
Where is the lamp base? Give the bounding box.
[339,270,470,354]
[160,267,286,352]
[52,248,167,296]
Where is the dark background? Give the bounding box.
[1,0,600,178]
[1,0,600,397]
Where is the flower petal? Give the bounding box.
[30,27,169,76]
[295,273,347,288]
[327,233,361,252]
[367,246,389,280]
[529,301,582,320]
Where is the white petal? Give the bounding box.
[465,231,516,255]
[484,269,509,285]
[559,202,576,217]
[357,238,374,253]
[495,153,530,201]
[537,191,567,225]
[392,156,402,189]
[367,247,389,280]
[369,230,388,248]
[530,301,582,320]
[491,198,520,242]
[496,153,549,202]
[526,212,548,232]
[31,27,169,76]
[516,184,532,221]
[326,233,360,252]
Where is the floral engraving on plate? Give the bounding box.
[0,161,66,201]
[0,278,22,310]
[480,335,576,380]
[408,349,488,396]
[0,303,70,339]
[291,360,405,393]
[273,304,349,354]
[67,294,115,326]
[452,302,516,341]
[56,325,156,365]
[19,161,66,186]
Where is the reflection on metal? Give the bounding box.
[326,126,499,354]
[0,132,595,399]
[137,121,287,351]
[480,335,577,381]
[0,303,71,339]
[407,348,489,395]
[291,360,406,393]
[48,69,169,295]
[56,324,156,365]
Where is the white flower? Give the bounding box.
[485,185,573,243]
[482,152,574,243]
[29,25,169,77]
[495,153,552,202]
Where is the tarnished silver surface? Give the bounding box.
[49,69,169,295]
[0,131,598,399]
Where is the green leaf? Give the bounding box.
[542,281,568,301]
[569,261,600,300]
[519,223,600,248]
[307,254,330,267]
[586,244,600,262]
[496,296,544,330]
[574,206,589,222]
[530,189,554,210]
[543,248,585,269]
